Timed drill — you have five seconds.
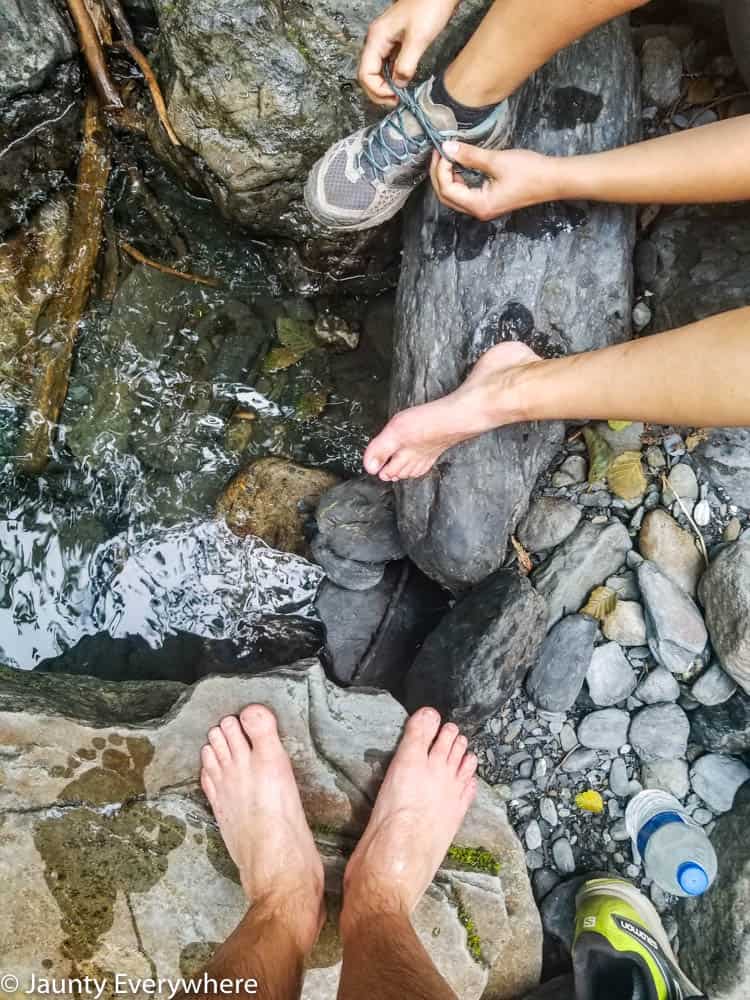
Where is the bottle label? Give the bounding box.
[636,810,686,857]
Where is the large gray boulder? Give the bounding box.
[0,0,76,100]
[699,542,750,695]
[0,660,542,1000]
[678,782,750,1000]
[393,19,639,591]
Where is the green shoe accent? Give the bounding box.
[572,877,706,1000]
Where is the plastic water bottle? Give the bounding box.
[625,790,718,897]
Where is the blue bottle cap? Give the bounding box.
[677,861,710,896]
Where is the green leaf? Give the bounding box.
[607,420,633,432]
[583,426,613,484]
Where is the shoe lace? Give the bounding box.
[358,63,456,180]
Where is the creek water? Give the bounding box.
[0,138,393,677]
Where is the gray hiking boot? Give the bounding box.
[304,76,514,231]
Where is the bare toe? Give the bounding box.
[430,722,460,763]
[219,715,251,763]
[200,768,217,803]
[201,743,220,779]
[208,726,231,765]
[363,426,400,475]
[448,734,468,770]
[403,707,442,753]
[239,704,282,759]
[458,752,478,782]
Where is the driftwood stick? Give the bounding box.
[21,93,112,473]
[126,164,189,258]
[66,0,123,109]
[120,241,220,287]
[103,0,181,146]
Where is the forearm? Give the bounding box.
[446,0,648,105]
[552,117,750,204]
[513,307,750,427]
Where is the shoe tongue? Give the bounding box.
[379,77,457,149]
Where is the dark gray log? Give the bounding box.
[393,19,639,592]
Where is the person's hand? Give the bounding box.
[430,142,562,220]
[359,0,459,107]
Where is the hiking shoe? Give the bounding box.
[573,876,707,1000]
[304,76,513,231]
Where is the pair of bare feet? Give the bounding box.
[363,341,541,482]
[200,705,479,956]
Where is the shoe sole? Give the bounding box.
[576,877,703,997]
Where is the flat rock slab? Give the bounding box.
[393,19,638,591]
[0,661,541,1000]
[699,542,750,695]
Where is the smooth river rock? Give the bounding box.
[526,615,598,712]
[532,520,632,627]
[405,569,548,731]
[517,497,582,553]
[693,428,750,510]
[586,642,637,706]
[638,508,705,597]
[578,709,630,753]
[0,660,541,1000]
[393,19,639,591]
[699,542,750,695]
[678,783,750,1000]
[690,753,750,814]
[637,560,708,674]
[629,703,690,763]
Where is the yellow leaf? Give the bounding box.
[511,535,533,575]
[607,420,632,432]
[575,790,604,814]
[580,586,618,621]
[583,426,613,484]
[686,429,710,452]
[607,450,647,500]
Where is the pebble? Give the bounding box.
[626,864,641,879]
[552,838,576,874]
[525,850,544,870]
[632,300,652,331]
[724,517,742,542]
[650,883,669,914]
[691,753,750,813]
[663,433,686,458]
[602,601,648,646]
[560,724,578,752]
[527,614,598,712]
[691,663,737,706]
[504,719,524,742]
[587,643,638,705]
[606,572,640,601]
[519,759,534,779]
[532,868,561,901]
[562,747,600,772]
[533,759,548,781]
[645,446,666,470]
[692,808,713,825]
[629,703,690,762]
[510,779,536,799]
[635,667,680,704]
[638,508,704,596]
[642,759,690,800]
[637,561,708,673]
[517,497,583,553]
[611,819,630,842]
[693,499,711,526]
[578,709,630,753]
[559,455,588,484]
[580,490,612,508]
[525,820,543,851]
[540,797,559,827]
[609,757,632,798]
[663,463,699,504]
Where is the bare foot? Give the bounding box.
[200,705,325,954]
[363,341,540,482]
[341,708,478,928]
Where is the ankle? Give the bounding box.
[249,886,324,956]
[442,61,510,109]
[340,888,409,943]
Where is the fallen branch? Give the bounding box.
[125,164,188,258]
[21,92,112,473]
[104,0,181,146]
[120,241,220,287]
[66,0,123,109]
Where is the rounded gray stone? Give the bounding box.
[629,703,690,762]
[635,667,680,705]
[638,560,708,674]
[699,542,750,695]
[578,709,630,753]
[586,642,638,706]
[526,614,598,712]
[517,497,582,553]
[690,753,750,813]
[642,758,690,800]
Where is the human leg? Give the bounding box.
[336,708,479,1000]
[180,706,325,1000]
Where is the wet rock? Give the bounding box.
[532,520,632,627]
[404,569,547,731]
[602,601,647,646]
[0,661,542,1000]
[648,205,750,334]
[0,0,76,99]
[637,561,708,673]
[316,563,449,696]
[635,667,680,705]
[217,458,338,554]
[642,759,690,800]
[517,497,582,553]
[526,615,598,712]
[586,643,637,706]
[663,463,699,505]
[638,509,704,597]
[691,663,738,707]
[310,536,385,591]
[640,36,683,109]
[678,782,750,1000]
[699,543,750,695]
[690,691,750,754]
[690,753,750,813]
[630,703,690,762]
[578,709,630,753]
[394,19,638,591]
[315,478,405,564]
